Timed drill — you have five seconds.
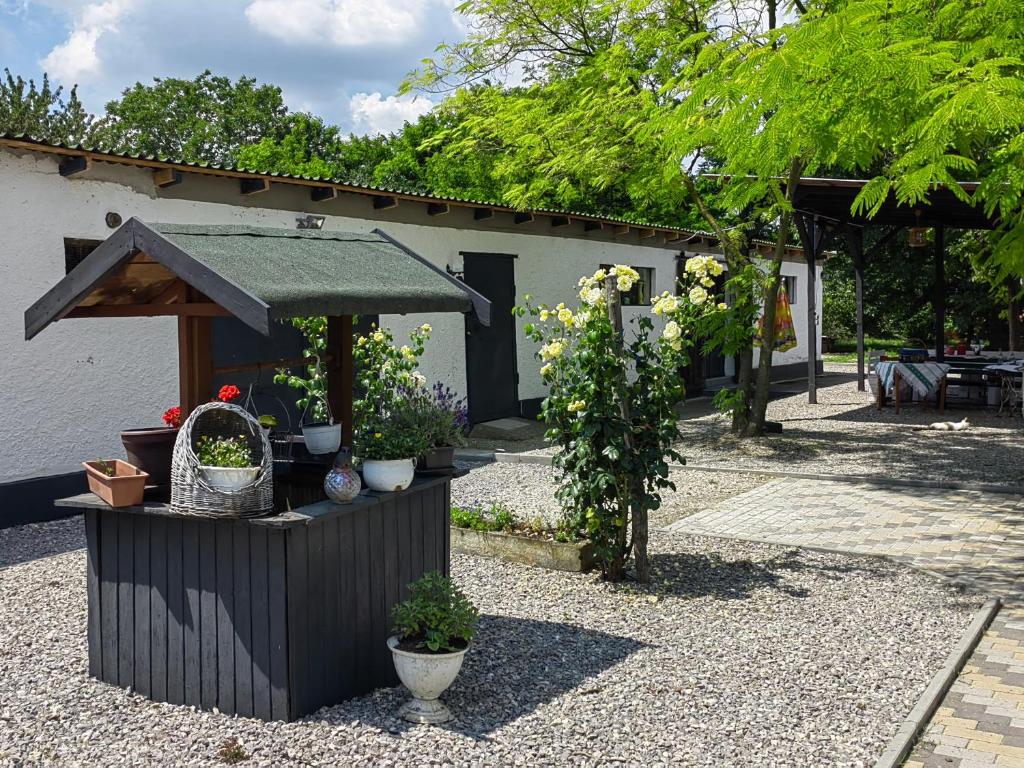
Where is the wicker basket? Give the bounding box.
[170,402,274,518]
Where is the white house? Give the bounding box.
[0,136,820,524]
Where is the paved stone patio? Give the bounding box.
[669,477,1024,767]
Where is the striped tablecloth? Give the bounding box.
[874,361,950,398]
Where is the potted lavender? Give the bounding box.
[407,383,469,470]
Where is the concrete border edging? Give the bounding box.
[476,451,1024,496]
[873,597,1002,768]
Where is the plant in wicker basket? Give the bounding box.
[171,402,274,517]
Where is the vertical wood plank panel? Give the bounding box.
[338,510,356,699]
[133,515,152,698]
[182,519,201,706]
[442,482,452,578]
[285,526,309,718]
[166,518,185,705]
[308,523,326,711]
[268,530,290,721]
[367,500,387,682]
[382,497,399,622]
[215,523,235,714]
[199,521,218,710]
[150,516,168,702]
[352,506,371,693]
[421,488,437,576]
[323,518,341,705]
[249,527,271,721]
[85,511,102,680]
[233,525,253,718]
[117,513,134,688]
[410,490,424,582]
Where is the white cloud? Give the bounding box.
[40,0,135,83]
[349,91,434,135]
[245,0,427,47]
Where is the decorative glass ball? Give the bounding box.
[324,447,361,503]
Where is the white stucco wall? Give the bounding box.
[0,147,821,481]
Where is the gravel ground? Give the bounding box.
[0,517,982,767]
[671,368,1024,485]
[452,462,774,528]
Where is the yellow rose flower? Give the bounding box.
[558,307,574,326]
[540,363,553,376]
[419,323,432,333]
[372,331,385,342]
[567,399,586,413]
[374,432,383,439]
[540,309,551,322]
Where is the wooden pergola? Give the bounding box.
[791,178,999,403]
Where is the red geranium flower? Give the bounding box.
[162,406,181,428]
[218,385,242,403]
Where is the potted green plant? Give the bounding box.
[257,414,278,438]
[355,409,428,492]
[388,571,478,724]
[196,434,259,491]
[274,318,342,455]
[82,459,148,507]
[407,383,469,470]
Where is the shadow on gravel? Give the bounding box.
[0,516,85,570]
[328,614,646,739]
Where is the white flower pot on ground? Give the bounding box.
[199,466,260,491]
[302,422,341,455]
[363,458,415,492]
[387,635,469,724]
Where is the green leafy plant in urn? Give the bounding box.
[324,447,361,503]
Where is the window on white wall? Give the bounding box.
[782,275,798,303]
[600,264,654,306]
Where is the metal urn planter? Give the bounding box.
[387,636,468,724]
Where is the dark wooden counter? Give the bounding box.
[56,476,452,721]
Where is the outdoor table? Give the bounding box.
[983,363,1024,416]
[55,475,452,722]
[874,361,950,414]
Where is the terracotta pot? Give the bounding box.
[121,427,178,487]
[83,460,148,507]
[417,446,456,470]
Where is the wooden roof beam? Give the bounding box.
[153,168,183,188]
[612,224,630,236]
[311,186,338,202]
[240,178,270,195]
[638,228,656,239]
[427,202,450,216]
[514,212,535,224]
[59,155,90,178]
[584,221,604,232]
[372,195,398,210]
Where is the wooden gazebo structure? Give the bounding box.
[25,218,490,721]
[791,178,999,402]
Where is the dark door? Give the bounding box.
[463,253,519,424]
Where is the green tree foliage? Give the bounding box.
[0,69,93,144]
[92,70,290,164]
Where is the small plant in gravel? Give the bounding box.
[451,503,516,532]
[217,737,248,764]
[516,261,725,581]
[392,571,478,653]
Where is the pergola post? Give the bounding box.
[795,213,824,404]
[934,225,946,362]
[844,226,867,391]
[177,313,212,418]
[327,315,355,447]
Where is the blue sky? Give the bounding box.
[0,0,469,135]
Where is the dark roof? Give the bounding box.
[0,133,804,257]
[792,177,996,229]
[25,219,489,340]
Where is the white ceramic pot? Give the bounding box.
[303,422,341,455]
[388,635,469,724]
[199,466,260,491]
[362,458,415,492]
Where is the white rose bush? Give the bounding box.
[516,259,726,581]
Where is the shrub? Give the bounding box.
[354,407,429,461]
[391,571,478,652]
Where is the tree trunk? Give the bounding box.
[604,274,649,582]
[747,159,804,436]
[732,347,754,432]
